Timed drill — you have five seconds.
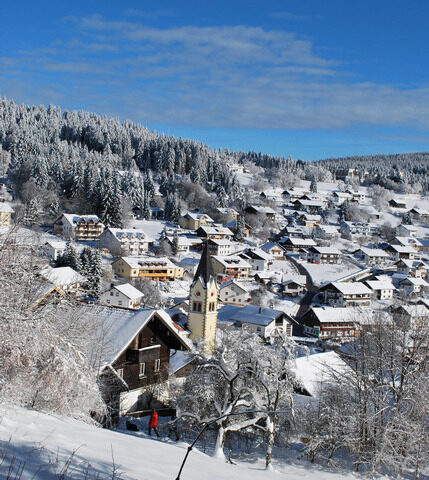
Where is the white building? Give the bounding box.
[320,282,372,307]
[307,246,341,264]
[356,247,390,265]
[53,214,104,240]
[99,227,150,256]
[208,238,235,256]
[365,279,395,300]
[399,277,429,296]
[43,240,67,261]
[40,265,85,293]
[219,280,250,306]
[260,241,284,258]
[100,283,144,309]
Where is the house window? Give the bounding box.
[193,302,202,312]
[154,359,161,372]
[110,292,114,296]
[117,368,124,378]
[150,336,157,344]
[118,300,122,306]
[139,362,146,378]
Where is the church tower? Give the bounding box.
[188,242,219,353]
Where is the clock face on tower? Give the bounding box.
[196,291,201,296]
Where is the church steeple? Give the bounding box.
[193,241,215,285]
[188,242,218,353]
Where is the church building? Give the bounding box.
[188,242,219,353]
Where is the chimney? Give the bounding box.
[258,306,262,314]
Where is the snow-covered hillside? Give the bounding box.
[0,406,376,480]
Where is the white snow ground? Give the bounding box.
[0,406,383,480]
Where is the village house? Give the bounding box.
[100,283,144,310]
[319,282,372,307]
[211,255,251,281]
[281,275,307,297]
[260,241,284,258]
[281,236,317,253]
[0,202,14,226]
[43,240,67,261]
[99,227,150,257]
[302,306,360,338]
[410,208,429,222]
[391,236,422,251]
[307,246,341,264]
[98,308,191,417]
[196,225,234,240]
[384,244,418,261]
[346,189,366,202]
[390,304,429,329]
[219,280,250,306]
[297,213,322,228]
[418,239,429,255]
[395,259,428,278]
[40,265,85,294]
[356,247,390,265]
[245,205,277,220]
[208,238,235,256]
[314,224,339,239]
[178,212,214,230]
[333,191,353,205]
[398,277,429,296]
[340,221,380,236]
[112,257,184,281]
[54,214,104,240]
[215,207,239,221]
[365,279,396,300]
[229,305,296,340]
[389,199,408,209]
[167,234,203,255]
[397,224,419,238]
[293,199,324,214]
[238,247,273,271]
[282,188,307,202]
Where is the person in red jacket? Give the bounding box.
[148,409,160,437]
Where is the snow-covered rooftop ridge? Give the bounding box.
[309,246,341,254]
[113,283,144,299]
[328,282,372,295]
[62,213,102,224]
[294,351,352,398]
[213,255,251,268]
[310,306,368,323]
[40,265,85,286]
[107,227,150,240]
[230,304,287,326]
[219,279,248,292]
[359,247,389,257]
[120,256,179,269]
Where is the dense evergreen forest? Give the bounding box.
[1,98,428,228]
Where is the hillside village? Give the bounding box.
[1,103,429,478]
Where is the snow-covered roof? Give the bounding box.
[286,237,317,247]
[62,214,102,225]
[359,247,389,258]
[44,240,67,249]
[294,351,351,398]
[113,283,144,300]
[309,306,365,324]
[283,275,307,287]
[400,277,429,286]
[95,307,192,366]
[40,266,85,286]
[107,227,150,242]
[219,279,248,293]
[316,225,339,234]
[393,236,422,246]
[118,256,179,269]
[260,241,282,252]
[395,304,429,317]
[323,282,372,295]
[169,350,195,374]
[0,202,14,213]
[184,212,214,222]
[386,244,417,253]
[365,280,395,291]
[230,305,287,327]
[298,214,321,221]
[212,255,251,268]
[309,246,342,255]
[198,225,233,235]
[396,259,426,268]
[209,238,233,246]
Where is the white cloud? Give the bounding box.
[1,15,428,132]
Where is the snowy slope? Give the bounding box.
[0,406,376,480]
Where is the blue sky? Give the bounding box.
[1,0,429,160]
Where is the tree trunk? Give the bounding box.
[214,424,226,459]
[265,416,274,470]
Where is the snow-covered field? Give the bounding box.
[0,406,381,480]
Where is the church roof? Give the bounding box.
[193,242,216,285]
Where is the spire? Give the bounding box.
[193,241,215,285]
